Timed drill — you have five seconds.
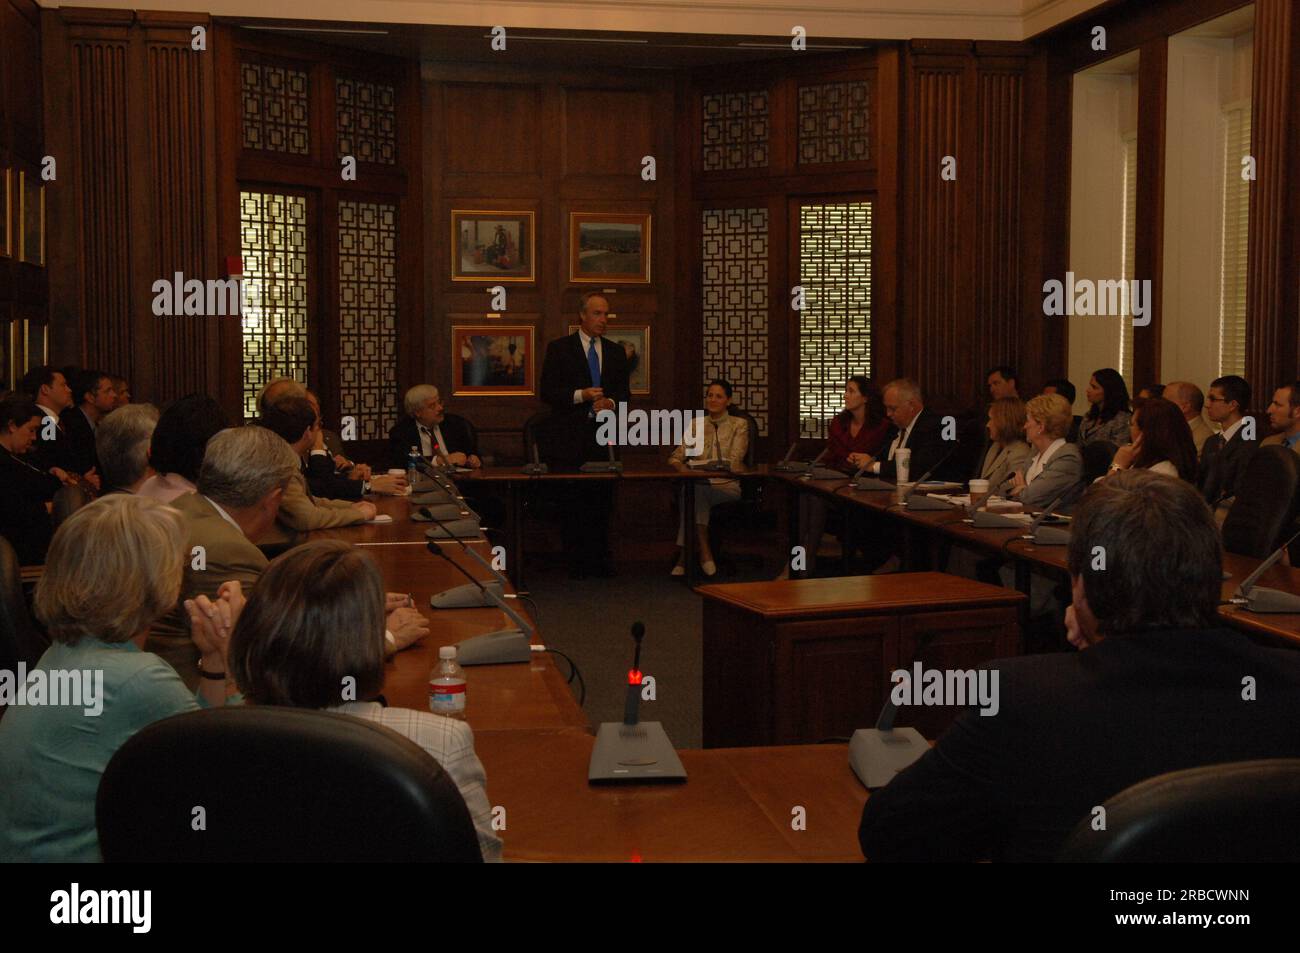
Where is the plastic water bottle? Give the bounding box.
[429,646,467,720]
[406,446,420,489]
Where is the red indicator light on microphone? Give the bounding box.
[628,669,642,685]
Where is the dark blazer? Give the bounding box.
[859,626,1300,862]
[56,406,98,477]
[304,453,362,502]
[28,410,72,475]
[386,414,477,471]
[1197,425,1258,505]
[538,332,631,465]
[0,448,61,565]
[875,407,960,481]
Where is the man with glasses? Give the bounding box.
[1197,375,1257,510]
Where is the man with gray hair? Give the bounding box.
[1161,381,1215,455]
[145,426,300,687]
[386,384,480,471]
[859,470,1300,861]
[859,378,956,482]
[95,403,160,493]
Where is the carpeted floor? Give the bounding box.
[522,549,778,749]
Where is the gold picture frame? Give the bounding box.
[451,324,535,396]
[450,209,535,282]
[18,170,45,267]
[569,321,651,396]
[569,211,651,284]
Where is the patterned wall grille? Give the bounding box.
[701,90,770,172]
[797,81,870,165]
[798,201,873,438]
[702,207,769,435]
[239,191,309,420]
[338,200,398,440]
[336,77,398,165]
[241,61,310,154]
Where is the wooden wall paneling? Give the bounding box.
[212,22,243,416]
[397,59,424,403]
[1132,37,1167,390]
[872,44,904,388]
[5,0,42,162]
[1245,0,1300,392]
[141,14,220,404]
[1039,0,1250,73]
[973,56,1027,409]
[903,47,967,406]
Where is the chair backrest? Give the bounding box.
[1057,759,1300,862]
[96,706,483,862]
[1080,440,1117,483]
[0,535,46,675]
[728,408,759,468]
[522,410,552,462]
[1222,444,1300,557]
[51,483,93,530]
[443,412,477,452]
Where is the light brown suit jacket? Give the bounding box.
[145,491,269,688]
[260,467,366,546]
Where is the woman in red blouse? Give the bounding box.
[779,377,889,579]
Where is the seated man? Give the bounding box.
[302,389,404,500]
[1162,380,1215,456]
[859,470,1300,861]
[59,368,118,489]
[1262,380,1300,455]
[95,403,159,494]
[254,396,376,542]
[1197,374,1257,510]
[20,364,81,486]
[388,384,481,471]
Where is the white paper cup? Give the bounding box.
[895,448,912,484]
[387,469,405,476]
[969,478,990,509]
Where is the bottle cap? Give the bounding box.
[439,646,457,660]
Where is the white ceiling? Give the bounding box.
[36,0,1113,42]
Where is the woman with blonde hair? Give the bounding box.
[976,397,1033,491]
[0,495,231,861]
[222,540,502,861]
[1010,393,1084,509]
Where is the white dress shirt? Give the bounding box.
[416,422,450,461]
[572,329,603,405]
[870,412,920,474]
[1026,437,1066,484]
[1218,417,1244,444]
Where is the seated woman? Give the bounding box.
[0,395,62,564]
[668,379,749,577]
[779,376,890,579]
[976,397,1033,491]
[137,393,228,503]
[1077,367,1133,447]
[1010,393,1084,509]
[0,495,230,861]
[224,540,503,862]
[1099,396,1198,482]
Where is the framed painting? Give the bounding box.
[451,209,535,282]
[452,324,535,395]
[569,212,651,284]
[570,321,650,396]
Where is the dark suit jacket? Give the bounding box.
[56,406,98,477]
[304,453,362,502]
[875,407,960,481]
[1197,426,1257,505]
[859,626,1300,862]
[0,449,60,565]
[28,410,72,475]
[386,415,477,471]
[538,332,631,466]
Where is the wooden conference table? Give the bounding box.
[307,494,867,862]
[770,470,1300,648]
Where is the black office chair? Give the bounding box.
[96,706,484,862]
[1080,440,1117,483]
[1057,759,1300,862]
[704,408,765,574]
[0,536,47,678]
[442,412,486,466]
[1221,444,1300,557]
[51,483,93,529]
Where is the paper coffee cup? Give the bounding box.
[969,479,990,494]
[387,469,405,476]
[895,448,912,483]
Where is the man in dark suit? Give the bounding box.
[58,368,117,489]
[387,384,480,472]
[859,470,1300,861]
[538,292,631,577]
[1197,374,1257,509]
[20,364,76,482]
[859,379,959,482]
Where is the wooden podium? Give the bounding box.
[698,572,1025,747]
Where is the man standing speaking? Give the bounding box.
[539,291,631,578]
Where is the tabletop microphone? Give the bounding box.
[416,459,480,521]
[902,448,958,509]
[773,442,803,472]
[624,621,646,725]
[1230,528,1300,613]
[422,509,508,608]
[849,459,894,491]
[799,446,841,481]
[1023,480,1086,544]
[522,441,548,476]
[580,438,623,473]
[424,541,532,665]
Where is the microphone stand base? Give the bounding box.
[588,720,687,784]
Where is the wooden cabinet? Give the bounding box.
[699,572,1023,747]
